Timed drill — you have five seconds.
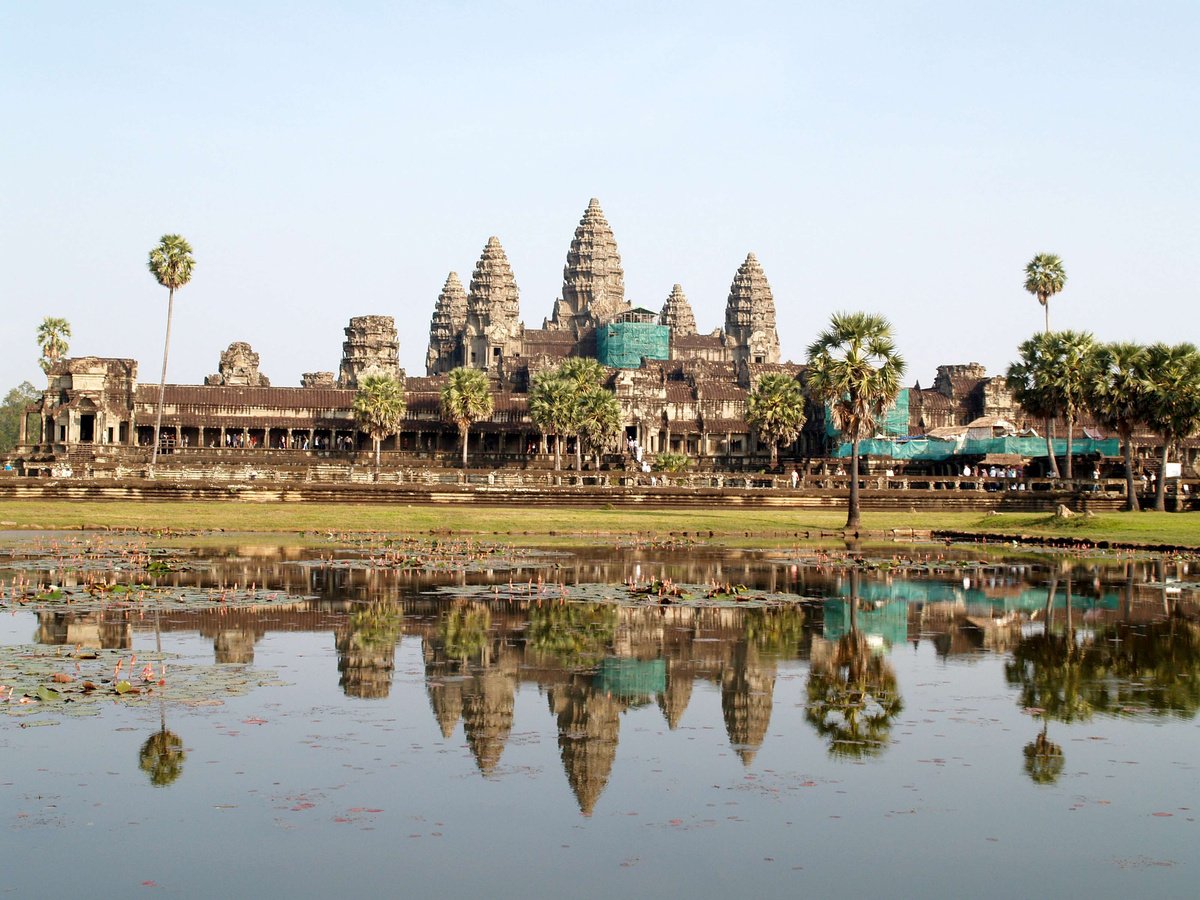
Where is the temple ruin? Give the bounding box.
[8,196,1164,483]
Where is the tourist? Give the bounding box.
[790,468,799,489]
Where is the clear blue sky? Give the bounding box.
[2,1,1196,391]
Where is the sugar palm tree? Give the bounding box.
[1142,342,1200,511]
[1046,330,1098,480]
[1006,332,1064,478]
[558,357,606,471]
[36,317,71,372]
[806,312,905,530]
[440,367,494,468]
[1087,342,1151,510]
[528,370,573,471]
[746,373,807,468]
[147,234,196,470]
[1024,253,1067,334]
[576,386,622,469]
[352,370,407,481]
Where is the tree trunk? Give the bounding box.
[552,432,561,471]
[846,438,861,530]
[373,437,381,482]
[1045,418,1059,478]
[770,441,778,469]
[460,424,469,469]
[575,432,582,472]
[1122,428,1139,512]
[1064,414,1074,481]
[150,286,175,471]
[1156,440,1169,512]
[1044,302,1050,335]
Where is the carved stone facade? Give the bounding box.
[301,371,336,388]
[546,198,628,337]
[205,342,270,387]
[722,253,780,367]
[338,316,401,388]
[464,237,523,373]
[426,272,469,375]
[659,284,697,337]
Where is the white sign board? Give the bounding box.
[1164,462,1182,479]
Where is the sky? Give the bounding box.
[2,1,1197,392]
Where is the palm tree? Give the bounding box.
[440,367,494,468]
[558,357,606,471]
[147,235,196,471]
[36,317,71,372]
[806,312,905,529]
[746,373,807,468]
[352,370,407,481]
[1142,342,1200,511]
[1087,342,1151,510]
[1006,332,1064,478]
[528,371,573,471]
[1024,253,1067,333]
[576,386,622,469]
[1047,330,1098,480]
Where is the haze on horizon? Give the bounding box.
[2,1,1196,393]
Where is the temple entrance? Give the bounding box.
[79,414,95,443]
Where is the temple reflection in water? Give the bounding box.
[23,545,1200,815]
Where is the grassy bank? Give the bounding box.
[2,500,1199,547]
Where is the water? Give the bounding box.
[1,537,1197,897]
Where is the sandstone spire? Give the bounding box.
[465,237,522,371]
[660,284,697,337]
[337,316,402,388]
[548,198,628,336]
[426,271,468,374]
[723,252,780,366]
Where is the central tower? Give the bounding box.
[546,198,629,338]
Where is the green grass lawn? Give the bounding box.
[2,499,1199,547]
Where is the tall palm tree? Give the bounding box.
[1087,342,1151,511]
[576,386,622,469]
[1046,330,1098,480]
[806,312,905,530]
[36,317,71,372]
[1024,253,1067,334]
[528,371,572,471]
[1007,332,1064,478]
[352,371,407,481]
[746,373,807,468]
[558,357,606,471]
[1142,342,1200,511]
[147,234,196,470]
[440,367,494,468]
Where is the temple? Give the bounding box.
[5,197,1175,482]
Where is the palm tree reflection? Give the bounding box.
[805,570,903,758]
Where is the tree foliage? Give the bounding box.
[1142,342,1200,511]
[147,234,196,469]
[352,370,407,479]
[36,317,71,372]
[746,373,806,467]
[1024,252,1067,333]
[0,382,40,452]
[440,367,494,468]
[806,312,905,528]
[1088,342,1152,510]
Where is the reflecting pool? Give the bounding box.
[2,535,1198,897]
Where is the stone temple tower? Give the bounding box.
[338,315,402,387]
[660,284,698,337]
[723,253,780,366]
[426,271,468,375]
[464,237,522,372]
[546,198,628,337]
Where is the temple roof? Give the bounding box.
[467,237,520,327]
[660,284,697,336]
